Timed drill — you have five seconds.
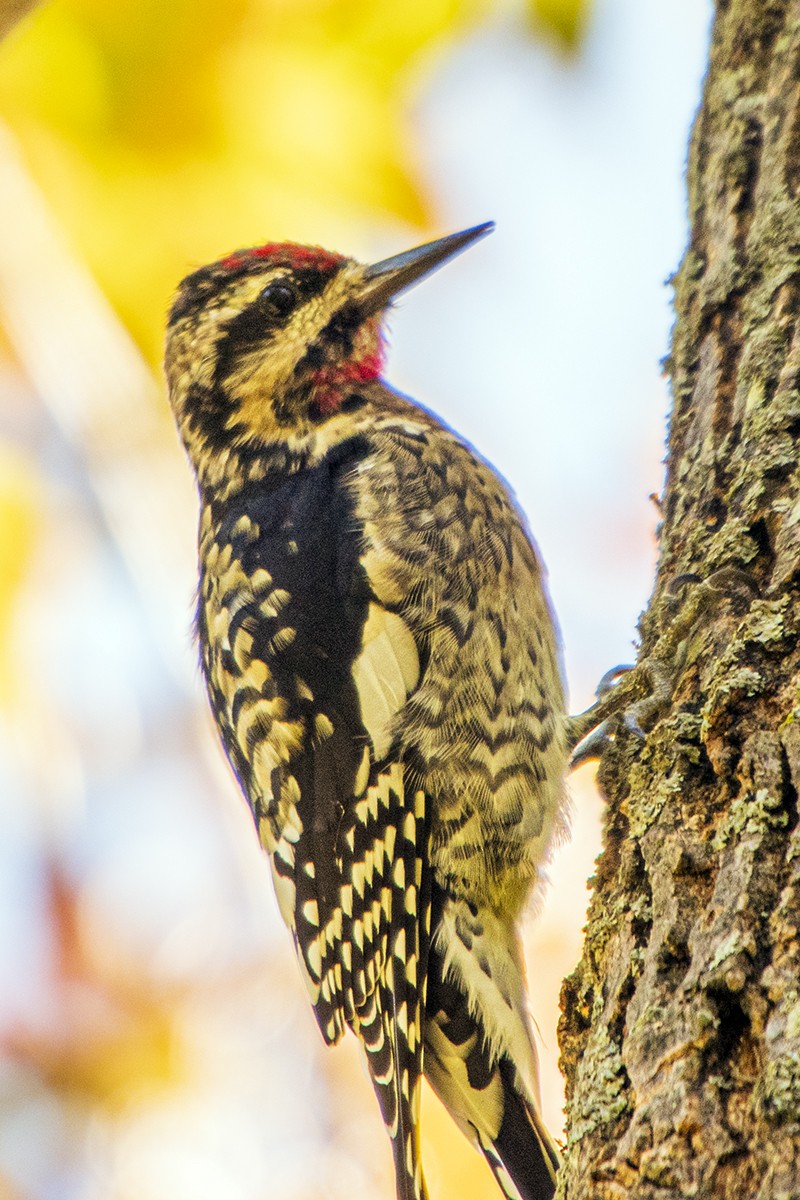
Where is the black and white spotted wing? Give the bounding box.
[205,437,432,1200]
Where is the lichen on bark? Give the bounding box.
[557,3,800,1197]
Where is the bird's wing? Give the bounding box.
[203,441,431,1198]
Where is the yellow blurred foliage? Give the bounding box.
[0,443,40,706]
[0,0,493,364]
[527,0,590,50]
[4,865,186,1112]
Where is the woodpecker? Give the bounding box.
[165,223,566,1200]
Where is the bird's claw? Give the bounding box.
[566,567,756,769]
[566,659,670,767]
[569,720,612,768]
[594,663,635,698]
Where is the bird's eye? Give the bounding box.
[260,281,297,319]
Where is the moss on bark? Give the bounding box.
[558,3,800,1197]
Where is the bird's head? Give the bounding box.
[165,223,493,483]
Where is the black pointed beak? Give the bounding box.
[358,221,495,316]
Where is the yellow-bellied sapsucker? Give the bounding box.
[165,223,566,1200]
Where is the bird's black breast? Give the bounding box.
[220,439,370,689]
[198,436,374,841]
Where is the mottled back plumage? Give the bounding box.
[165,225,566,1200]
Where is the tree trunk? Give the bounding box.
[557,3,800,1197]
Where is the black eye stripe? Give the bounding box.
[293,301,362,377]
[212,276,300,384]
[213,308,278,387]
[293,267,335,298]
[169,260,338,330]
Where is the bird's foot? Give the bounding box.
[566,567,759,769]
[567,658,675,767]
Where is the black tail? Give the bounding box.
[484,1057,560,1200]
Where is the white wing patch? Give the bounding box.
[352,603,419,758]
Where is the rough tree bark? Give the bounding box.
[558,3,800,1198]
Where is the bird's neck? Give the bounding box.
[193,395,376,505]
[306,315,386,417]
[308,349,385,417]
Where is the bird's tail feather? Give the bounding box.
[479,1057,560,1200]
[423,910,560,1200]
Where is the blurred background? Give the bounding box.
[0,1,710,1197]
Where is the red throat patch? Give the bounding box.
[311,315,385,415]
[312,348,385,415]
